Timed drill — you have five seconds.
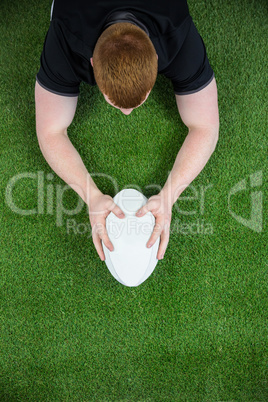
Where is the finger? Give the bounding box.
[101,231,114,252]
[157,229,170,260]
[92,233,106,261]
[92,222,114,252]
[146,221,163,248]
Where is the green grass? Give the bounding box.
[0,0,267,400]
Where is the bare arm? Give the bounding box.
[35,81,125,259]
[137,78,219,259]
[162,77,219,204]
[35,81,99,203]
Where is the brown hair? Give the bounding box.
[92,23,158,108]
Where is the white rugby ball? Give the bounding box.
[102,189,160,287]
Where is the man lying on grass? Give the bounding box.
[35,0,219,261]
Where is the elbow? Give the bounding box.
[213,122,220,152]
[211,127,219,153]
[36,127,43,151]
[36,128,47,155]
[209,119,219,154]
[36,126,67,153]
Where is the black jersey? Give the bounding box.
[36,0,214,97]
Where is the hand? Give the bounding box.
[135,191,172,260]
[88,191,125,261]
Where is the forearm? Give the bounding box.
[37,131,100,204]
[161,126,219,205]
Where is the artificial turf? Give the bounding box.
[0,0,267,400]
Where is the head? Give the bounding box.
[92,22,158,112]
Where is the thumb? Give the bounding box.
[110,203,125,219]
[136,204,149,217]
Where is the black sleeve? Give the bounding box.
[36,21,81,97]
[161,20,214,95]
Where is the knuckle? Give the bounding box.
[153,223,162,234]
[108,199,118,212]
[92,222,105,235]
[103,235,111,245]
[162,217,171,230]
